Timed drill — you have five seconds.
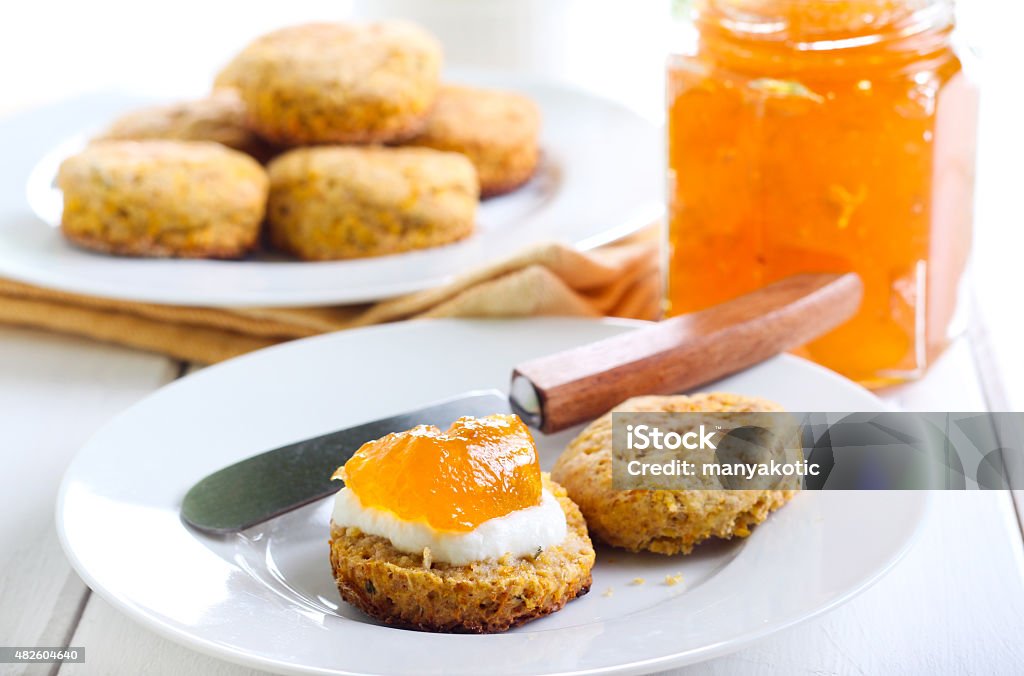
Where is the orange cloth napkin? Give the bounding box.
[0,232,660,364]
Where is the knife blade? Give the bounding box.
[181,272,863,535]
[181,391,511,534]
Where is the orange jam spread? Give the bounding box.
[667,0,976,385]
[334,414,542,533]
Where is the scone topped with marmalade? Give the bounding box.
[216,22,442,145]
[329,414,594,633]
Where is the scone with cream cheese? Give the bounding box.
[328,414,594,633]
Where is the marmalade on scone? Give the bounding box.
[336,414,542,532]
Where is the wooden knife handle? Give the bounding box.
[510,272,863,433]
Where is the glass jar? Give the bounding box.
[665,0,978,386]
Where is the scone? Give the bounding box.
[58,140,268,258]
[407,84,541,197]
[216,22,442,145]
[551,393,798,555]
[93,89,275,161]
[266,146,477,260]
[328,415,594,633]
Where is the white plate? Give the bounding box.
[2,70,662,307]
[56,318,927,675]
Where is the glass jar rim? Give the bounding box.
[690,0,955,52]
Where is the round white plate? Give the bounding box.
[2,71,661,307]
[57,318,927,675]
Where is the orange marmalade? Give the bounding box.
[666,0,977,385]
[335,415,542,532]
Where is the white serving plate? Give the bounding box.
[3,70,662,307]
[56,318,927,675]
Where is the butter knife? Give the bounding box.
[181,272,862,534]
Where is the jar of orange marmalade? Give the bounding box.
[666,0,978,386]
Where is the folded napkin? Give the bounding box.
[0,232,660,364]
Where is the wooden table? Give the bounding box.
[3,1,1023,673]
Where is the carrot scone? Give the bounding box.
[407,84,542,197]
[551,393,798,555]
[216,22,442,145]
[58,140,268,258]
[266,146,478,260]
[93,89,275,161]
[329,415,594,633]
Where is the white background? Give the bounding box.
[0,0,672,119]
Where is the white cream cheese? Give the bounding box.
[331,487,567,566]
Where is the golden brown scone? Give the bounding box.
[266,146,478,260]
[58,140,268,258]
[94,89,275,161]
[216,22,442,145]
[551,393,798,555]
[329,476,594,633]
[407,84,541,197]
